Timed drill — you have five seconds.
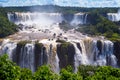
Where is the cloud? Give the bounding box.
[0,0,120,7]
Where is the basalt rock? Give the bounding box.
[57,42,75,69]
[114,41,120,67]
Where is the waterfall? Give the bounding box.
[0,39,118,72]
[72,41,88,72]
[107,13,120,22]
[1,42,17,60]
[50,44,60,73]
[91,40,117,67]
[20,43,35,72]
[107,9,120,22]
[7,12,88,27]
[7,12,65,32]
[7,12,63,24]
[72,39,117,72]
[71,13,87,26]
[54,54,60,73]
[43,43,60,73]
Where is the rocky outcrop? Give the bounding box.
[113,41,120,67]
[57,42,75,69]
[34,43,43,70]
[13,41,27,66]
[97,40,102,56]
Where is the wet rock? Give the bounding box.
[57,42,75,69]
[113,41,120,67]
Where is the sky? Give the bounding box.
[0,0,120,7]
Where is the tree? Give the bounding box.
[77,65,97,79]
[86,66,120,80]
[20,68,33,80]
[0,54,21,80]
[33,65,59,80]
[60,66,83,80]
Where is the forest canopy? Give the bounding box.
[0,54,120,80]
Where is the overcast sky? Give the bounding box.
[0,0,120,7]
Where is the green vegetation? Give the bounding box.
[0,54,21,80]
[1,54,120,80]
[17,40,31,47]
[0,5,119,39]
[35,42,43,49]
[76,11,120,41]
[60,66,82,80]
[33,65,58,80]
[56,39,66,43]
[61,42,71,48]
[0,8,17,38]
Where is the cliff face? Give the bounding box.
[62,14,74,22]
[57,43,75,69]
[34,43,43,70]
[97,40,102,56]
[114,41,120,67]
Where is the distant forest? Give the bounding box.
[3,5,119,13]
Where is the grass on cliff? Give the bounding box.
[17,41,31,46]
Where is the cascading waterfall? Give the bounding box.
[7,12,64,31]
[72,41,88,72]
[0,39,118,72]
[54,54,60,73]
[72,39,117,72]
[7,12,88,26]
[4,9,120,74]
[107,9,120,22]
[40,39,60,73]
[71,13,88,25]
[103,41,117,67]
[107,13,120,22]
[20,44,35,72]
[7,12,63,24]
[0,42,17,60]
[47,44,60,73]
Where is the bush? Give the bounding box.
[33,65,58,80]
[0,54,21,80]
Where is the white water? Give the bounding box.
[41,40,60,73]
[107,9,120,22]
[0,42,17,60]
[54,54,60,73]
[8,12,63,23]
[20,43,35,72]
[72,39,117,72]
[7,12,88,30]
[71,13,87,25]
[7,12,64,33]
[72,41,88,72]
[0,39,118,72]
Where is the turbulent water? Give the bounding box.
[0,11,119,73]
